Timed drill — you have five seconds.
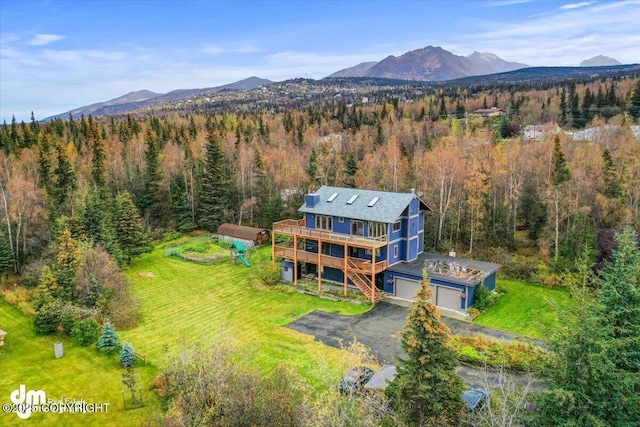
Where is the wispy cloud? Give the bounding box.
[202,44,259,55]
[559,1,596,10]
[482,0,536,7]
[28,33,65,46]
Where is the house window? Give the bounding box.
[393,245,399,258]
[393,221,401,232]
[338,217,345,223]
[316,215,333,231]
[351,220,365,236]
[322,243,331,255]
[368,222,386,238]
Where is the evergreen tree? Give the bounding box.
[97,322,120,353]
[630,79,640,120]
[198,129,233,231]
[120,342,136,368]
[254,149,283,228]
[52,229,80,302]
[140,128,163,227]
[32,265,63,310]
[81,188,122,261]
[601,149,621,199]
[552,135,571,185]
[52,142,77,214]
[386,268,465,426]
[343,152,358,188]
[169,175,196,232]
[305,149,320,189]
[597,228,640,372]
[89,119,106,189]
[0,232,14,277]
[113,192,152,264]
[536,246,640,426]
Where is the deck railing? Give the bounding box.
[273,219,388,249]
[273,243,387,274]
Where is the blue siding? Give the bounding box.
[306,213,316,229]
[321,266,344,283]
[333,217,350,234]
[483,272,497,291]
[408,237,420,261]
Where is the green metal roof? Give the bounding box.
[299,186,431,223]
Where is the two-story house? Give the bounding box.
[272,186,500,312]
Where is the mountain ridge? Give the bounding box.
[46,76,273,120]
[329,45,528,81]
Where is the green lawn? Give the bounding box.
[121,246,371,386]
[1,245,372,426]
[0,300,161,427]
[474,278,575,340]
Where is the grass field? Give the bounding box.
[0,300,161,427]
[1,243,372,426]
[474,278,575,339]
[121,245,372,386]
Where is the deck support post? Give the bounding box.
[371,245,376,303]
[317,239,322,295]
[293,234,298,287]
[343,243,348,296]
[271,232,275,267]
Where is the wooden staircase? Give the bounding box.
[346,258,385,303]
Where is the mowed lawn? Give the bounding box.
[121,245,372,387]
[474,278,575,340]
[0,301,161,427]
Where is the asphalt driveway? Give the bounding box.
[288,301,545,389]
[287,302,522,364]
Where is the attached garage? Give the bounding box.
[394,277,435,302]
[383,252,501,312]
[394,277,461,311]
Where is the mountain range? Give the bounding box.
[47,45,629,120]
[328,46,528,81]
[47,76,272,120]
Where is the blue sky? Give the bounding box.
[1,0,639,121]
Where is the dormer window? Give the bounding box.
[347,195,358,205]
[327,192,339,202]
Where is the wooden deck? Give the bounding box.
[273,219,388,249]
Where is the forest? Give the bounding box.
[1,75,639,280]
[1,72,640,427]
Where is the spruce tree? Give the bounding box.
[343,152,358,188]
[113,192,152,264]
[198,129,232,231]
[386,268,465,426]
[0,232,13,277]
[140,128,163,227]
[97,322,120,353]
[601,149,621,199]
[52,229,80,302]
[52,142,77,214]
[630,79,640,121]
[597,228,640,372]
[120,342,136,368]
[552,135,571,185]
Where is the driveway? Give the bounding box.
[287,301,545,389]
[288,302,521,364]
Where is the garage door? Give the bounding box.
[394,278,435,302]
[436,286,461,311]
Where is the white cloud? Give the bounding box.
[559,1,596,10]
[28,33,65,46]
[202,44,259,55]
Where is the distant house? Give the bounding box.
[217,223,269,248]
[272,186,500,311]
[523,123,561,141]
[571,124,620,142]
[473,107,506,117]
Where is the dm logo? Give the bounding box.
[10,384,46,419]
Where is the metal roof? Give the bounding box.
[386,252,501,286]
[299,186,431,223]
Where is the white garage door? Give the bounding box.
[394,278,435,302]
[436,286,461,311]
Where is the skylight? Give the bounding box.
[327,192,339,202]
[368,196,380,207]
[347,195,359,205]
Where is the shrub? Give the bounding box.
[72,317,100,346]
[450,335,548,372]
[60,306,82,335]
[33,302,62,335]
[255,263,281,287]
[474,285,492,311]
